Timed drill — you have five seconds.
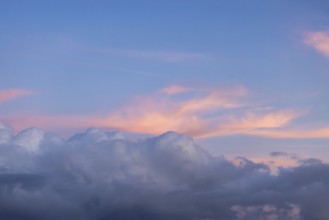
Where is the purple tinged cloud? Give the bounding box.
[0,123,328,219]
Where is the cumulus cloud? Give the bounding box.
[0,123,329,219]
[304,31,329,58]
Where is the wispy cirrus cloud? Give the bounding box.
[90,85,325,139]
[81,42,205,63]
[3,85,328,139]
[0,89,33,104]
[160,84,194,95]
[2,85,247,136]
[245,126,329,139]
[113,49,205,63]
[194,110,303,138]
[304,31,329,58]
[91,85,249,136]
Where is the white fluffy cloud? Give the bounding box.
[0,123,329,219]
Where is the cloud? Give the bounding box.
[92,85,250,137]
[3,85,248,136]
[194,109,302,138]
[3,85,329,139]
[0,89,33,104]
[79,42,206,63]
[244,126,329,139]
[89,86,326,139]
[116,49,205,62]
[160,85,194,95]
[304,31,329,58]
[89,44,205,63]
[0,124,329,219]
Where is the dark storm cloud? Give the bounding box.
[0,123,329,219]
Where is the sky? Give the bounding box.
[1,1,329,219]
[1,0,329,160]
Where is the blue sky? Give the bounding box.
[1,0,329,162]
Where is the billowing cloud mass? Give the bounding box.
[0,123,329,219]
[304,31,329,58]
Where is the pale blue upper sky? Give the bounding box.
[1,0,329,161]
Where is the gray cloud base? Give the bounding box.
[0,124,328,219]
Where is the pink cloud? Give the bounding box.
[0,89,33,103]
[3,85,329,139]
[4,85,247,136]
[244,127,329,139]
[175,87,247,116]
[304,31,329,58]
[160,85,194,95]
[89,86,328,139]
[192,110,302,138]
[90,86,248,135]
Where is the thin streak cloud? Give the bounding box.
[117,49,205,62]
[245,127,329,139]
[160,85,194,95]
[194,110,302,138]
[91,45,205,63]
[0,89,33,104]
[4,85,328,139]
[93,86,248,136]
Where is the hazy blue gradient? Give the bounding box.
[1,0,329,161]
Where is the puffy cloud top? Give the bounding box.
[69,127,125,143]
[13,128,46,152]
[0,123,13,144]
[0,124,328,219]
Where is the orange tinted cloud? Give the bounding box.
[90,86,313,139]
[91,86,248,136]
[4,85,329,139]
[304,31,329,58]
[160,85,193,95]
[92,86,329,139]
[232,110,301,129]
[187,110,302,138]
[245,127,329,139]
[175,87,247,116]
[0,89,33,103]
[201,111,329,139]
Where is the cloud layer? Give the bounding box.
[0,123,329,219]
[2,85,329,139]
